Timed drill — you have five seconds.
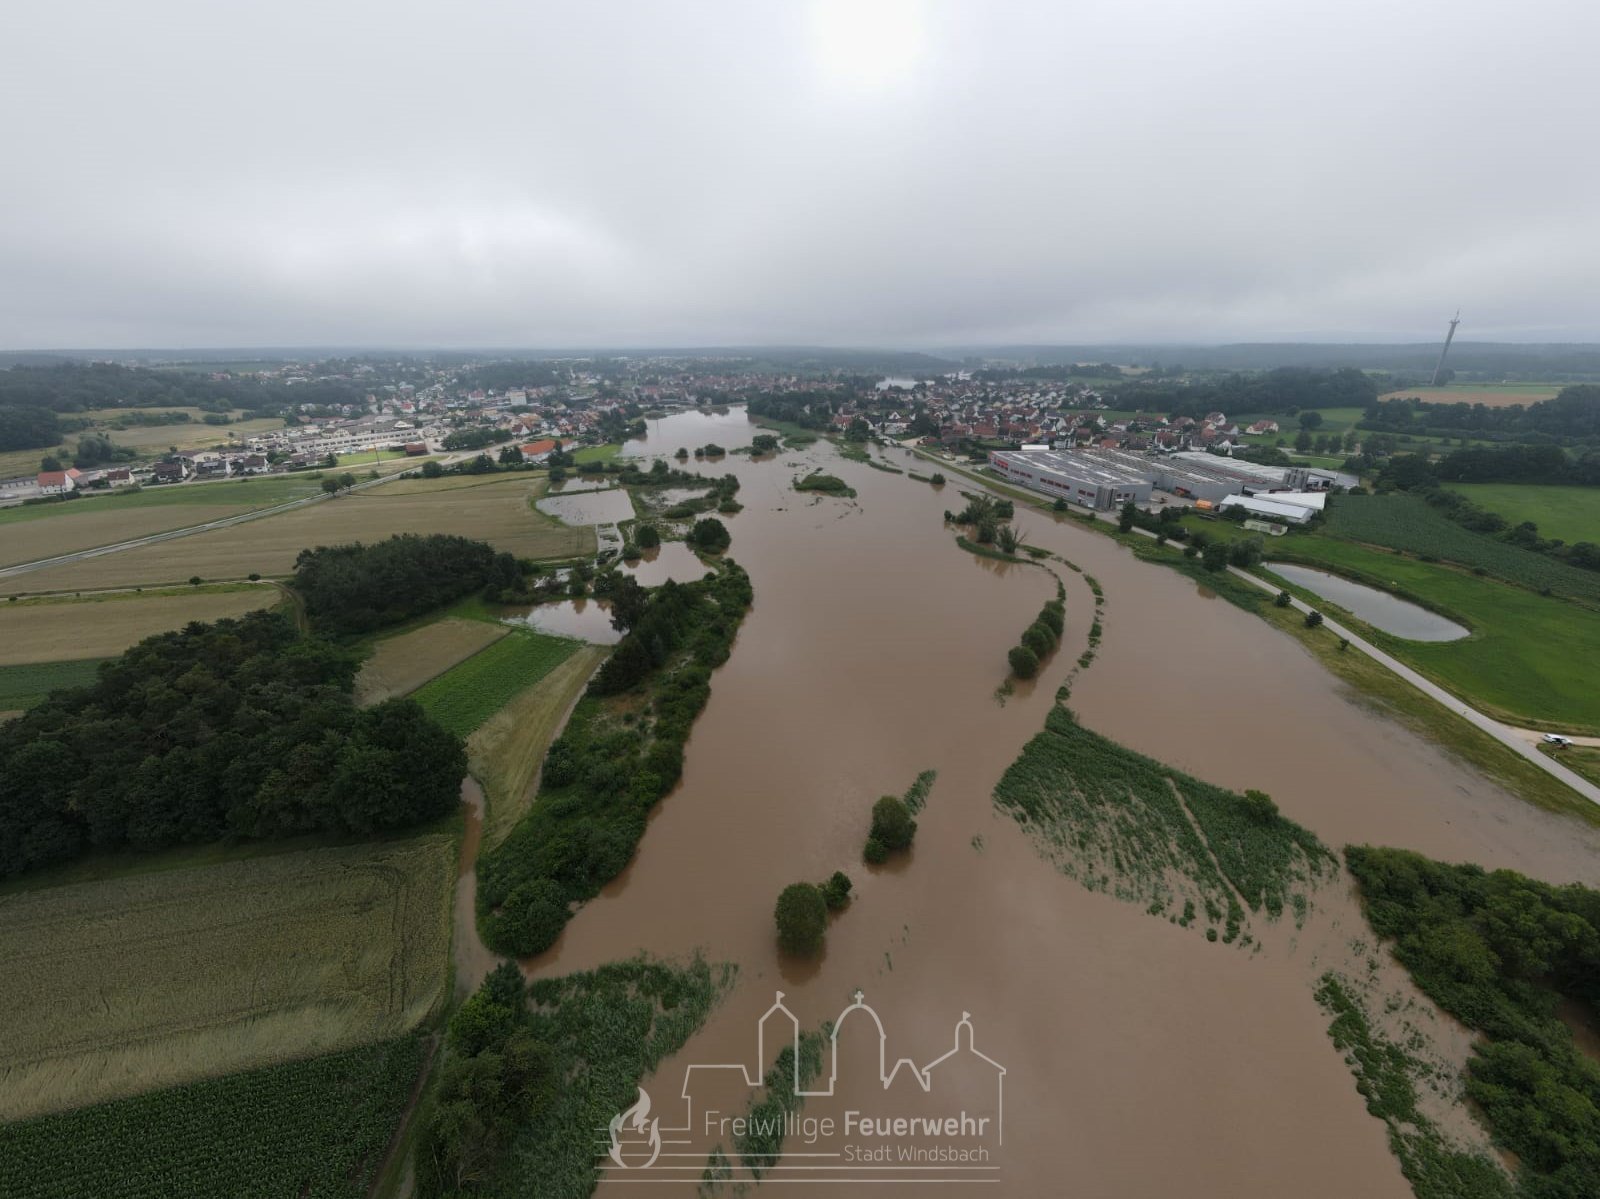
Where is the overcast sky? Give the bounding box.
[4,0,1597,350]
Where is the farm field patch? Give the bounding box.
[0,660,110,711]
[469,643,607,848]
[0,1035,423,1199]
[0,587,277,665]
[1444,483,1600,546]
[1320,492,1600,603]
[1262,538,1600,732]
[0,835,453,1122]
[353,616,509,706]
[12,473,594,592]
[411,628,580,738]
[1377,384,1560,407]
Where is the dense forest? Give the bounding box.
[293,534,509,635]
[745,391,841,430]
[1346,846,1600,1199]
[0,611,465,879]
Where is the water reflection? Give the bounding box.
[620,542,711,586]
[510,597,622,644]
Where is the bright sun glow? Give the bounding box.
[808,0,927,94]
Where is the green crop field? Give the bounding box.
[573,443,622,463]
[1445,483,1600,546]
[0,660,110,712]
[411,628,581,737]
[1321,493,1600,603]
[1261,538,1600,731]
[0,836,452,1122]
[0,1036,423,1199]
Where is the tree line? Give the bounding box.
[1361,385,1600,447]
[477,562,754,956]
[0,611,465,880]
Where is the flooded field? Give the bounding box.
[509,597,621,644]
[1266,562,1470,641]
[623,406,758,458]
[493,410,1600,1197]
[535,485,635,526]
[619,540,711,586]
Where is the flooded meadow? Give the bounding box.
[503,409,1600,1196]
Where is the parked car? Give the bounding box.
[1542,734,1573,747]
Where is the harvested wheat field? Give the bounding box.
[0,504,251,569]
[469,644,607,847]
[0,587,278,665]
[0,835,453,1122]
[1378,385,1559,408]
[354,616,510,706]
[13,474,595,592]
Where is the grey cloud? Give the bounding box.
[3,0,1597,348]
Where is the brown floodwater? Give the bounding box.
[509,596,621,644]
[536,485,636,526]
[492,411,1600,1198]
[618,542,712,587]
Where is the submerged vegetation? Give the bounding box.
[775,882,829,955]
[477,564,753,955]
[1315,973,1513,1199]
[1344,846,1600,1199]
[418,955,734,1199]
[994,704,1332,942]
[793,470,855,498]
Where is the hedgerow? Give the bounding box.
[477,564,753,955]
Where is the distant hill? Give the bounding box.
[945,342,1600,378]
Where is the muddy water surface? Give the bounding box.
[509,597,621,644]
[619,541,711,586]
[508,413,1600,1198]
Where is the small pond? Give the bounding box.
[1265,563,1469,641]
[508,598,622,644]
[620,542,712,586]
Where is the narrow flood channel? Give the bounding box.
[492,410,1600,1197]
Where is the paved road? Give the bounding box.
[907,447,1600,810]
[1222,564,1600,806]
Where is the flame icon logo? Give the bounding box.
[608,1086,662,1169]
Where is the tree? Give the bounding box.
[1298,411,1324,430]
[40,454,62,472]
[1228,537,1262,568]
[609,576,649,633]
[635,523,661,549]
[1009,644,1039,678]
[1294,430,1314,451]
[1022,622,1054,657]
[337,472,357,491]
[996,524,1021,555]
[1304,609,1324,629]
[421,459,445,478]
[930,472,946,486]
[870,795,917,852]
[775,883,828,955]
[1240,789,1279,824]
[321,477,340,496]
[1118,502,1137,533]
[1274,590,1292,607]
[1201,542,1229,572]
[822,871,853,910]
[688,517,731,552]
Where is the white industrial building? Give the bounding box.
[989,449,1153,510]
